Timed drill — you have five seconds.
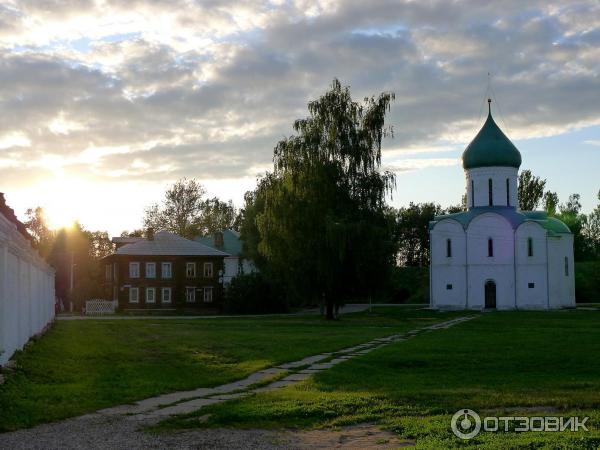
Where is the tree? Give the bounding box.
[143,178,206,239]
[120,229,145,238]
[86,231,114,259]
[394,202,443,267]
[581,190,600,259]
[248,79,396,319]
[518,169,546,210]
[557,193,588,261]
[543,191,559,216]
[196,197,238,235]
[23,207,54,258]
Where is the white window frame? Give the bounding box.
[203,286,213,303]
[186,286,196,303]
[203,262,213,278]
[186,262,196,278]
[129,287,139,303]
[162,262,172,279]
[105,264,112,281]
[161,287,172,303]
[129,262,140,278]
[146,287,156,304]
[146,262,156,279]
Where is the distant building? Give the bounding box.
[196,230,257,285]
[0,193,55,365]
[102,231,229,312]
[429,101,575,310]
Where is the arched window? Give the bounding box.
[565,257,569,276]
[528,237,533,257]
[446,239,452,257]
[471,179,474,207]
[488,238,494,257]
[506,178,510,206]
[488,179,493,206]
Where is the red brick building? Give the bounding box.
[102,231,228,312]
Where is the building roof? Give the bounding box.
[114,231,230,256]
[195,229,242,257]
[430,206,571,236]
[0,193,33,242]
[462,102,522,170]
[112,236,145,245]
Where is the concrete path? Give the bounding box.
[1,315,476,449]
[56,303,425,320]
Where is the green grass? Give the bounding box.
[0,306,464,432]
[158,310,600,449]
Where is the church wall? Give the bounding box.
[515,222,548,309]
[547,234,576,308]
[466,213,515,309]
[430,219,466,308]
[466,166,518,208]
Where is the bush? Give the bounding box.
[223,273,288,314]
[389,266,429,304]
[575,261,600,303]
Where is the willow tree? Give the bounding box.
[253,79,396,319]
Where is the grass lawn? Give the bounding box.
[158,310,600,449]
[0,306,465,432]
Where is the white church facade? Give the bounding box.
[429,101,575,310]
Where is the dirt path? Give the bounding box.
[0,315,476,449]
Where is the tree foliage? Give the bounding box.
[394,202,443,267]
[23,207,54,258]
[197,198,238,235]
[518,169,546,210]
[243,79,396,318]
[143,178,239,239]
[143,178,206,239]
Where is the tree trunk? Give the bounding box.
[325,298,335,320]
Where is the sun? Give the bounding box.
[43,175,83,230]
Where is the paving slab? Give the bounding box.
[308,363,335,370]
[282,373,312,382]
[277,353,332,369]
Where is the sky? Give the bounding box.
[0,0,598,236]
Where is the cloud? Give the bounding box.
[0,0,598,229]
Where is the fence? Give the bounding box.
[85,299,118,316]
[0,211,55,366]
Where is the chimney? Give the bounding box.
[147,228,155,241]
[213,231,224,249]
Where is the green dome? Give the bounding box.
[462,105,522,170]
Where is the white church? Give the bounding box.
[429,100,575,310]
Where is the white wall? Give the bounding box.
[0,213,55,366]
[466,213,515,309]
[223,256,257,285]
[466,166,518,208]
[515,222,548,309]
[430,219,467,309]
[547,234,576,308]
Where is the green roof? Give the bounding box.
[430,207,571,236]
[195,229,243,256]
[462,105,522,170]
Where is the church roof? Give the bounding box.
[462,101,522,170]
[430,207,571,235]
